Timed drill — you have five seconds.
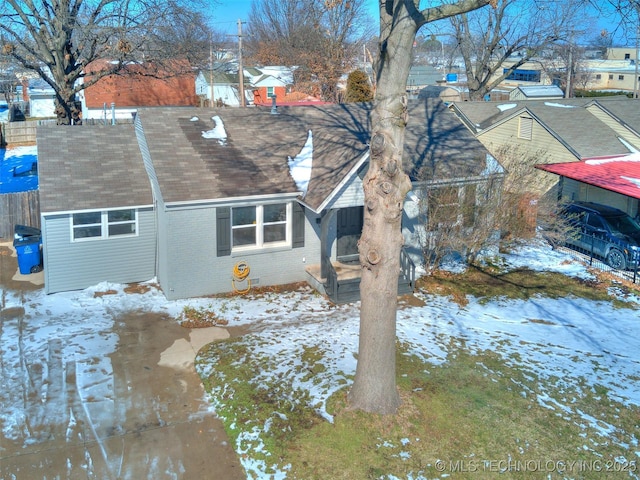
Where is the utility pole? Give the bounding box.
[237,19,246,107]
[634,23,639,99]
[565,32,573,99]
[209,36,214,107]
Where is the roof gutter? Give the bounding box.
[163,192,302,211]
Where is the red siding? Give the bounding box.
[83,61,198,108]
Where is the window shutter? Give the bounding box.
[292,202,305,248]
[216,207,231,256]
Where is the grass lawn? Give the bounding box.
[196,261,640,479]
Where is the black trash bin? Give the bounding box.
[15,224,42,238]
[14,225,42,274]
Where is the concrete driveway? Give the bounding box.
[0,241,245,479]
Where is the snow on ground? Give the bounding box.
[2,240,640,478]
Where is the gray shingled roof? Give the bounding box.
[135,107,306,204]
[593,98,640,136]
[37,124,152,213]
[525,102,630,157]
[38,100,494,215]
[138,101,489,211]
[452,97,634,158]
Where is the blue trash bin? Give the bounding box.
[13,235,42,274]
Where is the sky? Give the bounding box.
[210,0,379,35]
[208,0,627,45]
[2,237,640,478]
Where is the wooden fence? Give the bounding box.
[0,190,41,239]
[1,118,134,146]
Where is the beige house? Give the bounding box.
[581,59,640,94]
[606,47,639,61]
[451,96,640,217]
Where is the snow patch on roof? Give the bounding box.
[202,116,227,144]
[190,116,199,122]
[288,130,313,194]
[497,103,517,112]
[618,137,639,153]
[544,102,575,108]
[621,176,640,188]
[586,152,640,165]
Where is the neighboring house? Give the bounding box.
[606,47,638,61]
[583,60,640,94]
[489,59,552,90]
[23,77,56,118]
[244,66,295,86]
[37,100,502,303]
[195,70,251,107]
[251,74,288,105]
[79,61,198,120]
[508,85,564,101]
[417,85,466,103]
[451,96,640,217]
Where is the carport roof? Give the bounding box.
[536,153,640,200]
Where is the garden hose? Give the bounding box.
[232,260,251,294]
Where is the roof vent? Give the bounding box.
[271,95,278,115]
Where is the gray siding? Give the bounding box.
[326,173,365,210]
[159,204,321,300]
[43,208,157,294]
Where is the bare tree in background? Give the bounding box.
[245,0,370,101]
[0,0,211,124]
[542,42,593,96]
[451,0,584,100]
[348,0,495,416]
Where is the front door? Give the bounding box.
[337,207,363,263]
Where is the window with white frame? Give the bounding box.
[72,209,137,241]
[231,203,288,249]
[267,86,275,98]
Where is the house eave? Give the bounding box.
[163,192,302,210]
[41,203,155,217]
[306,150,370,214]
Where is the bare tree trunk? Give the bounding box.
[348,0,493,415]
[348,4,415,415]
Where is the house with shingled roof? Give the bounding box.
[79,60,199,121]
[195,70,251,107]
[37,99,503,303]
[451,96,640,218]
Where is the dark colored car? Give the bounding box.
[561,202,640,270]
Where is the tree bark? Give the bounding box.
[347,2,416,415]
[348,0,493,415]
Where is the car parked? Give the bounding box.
[561,202,640,270]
